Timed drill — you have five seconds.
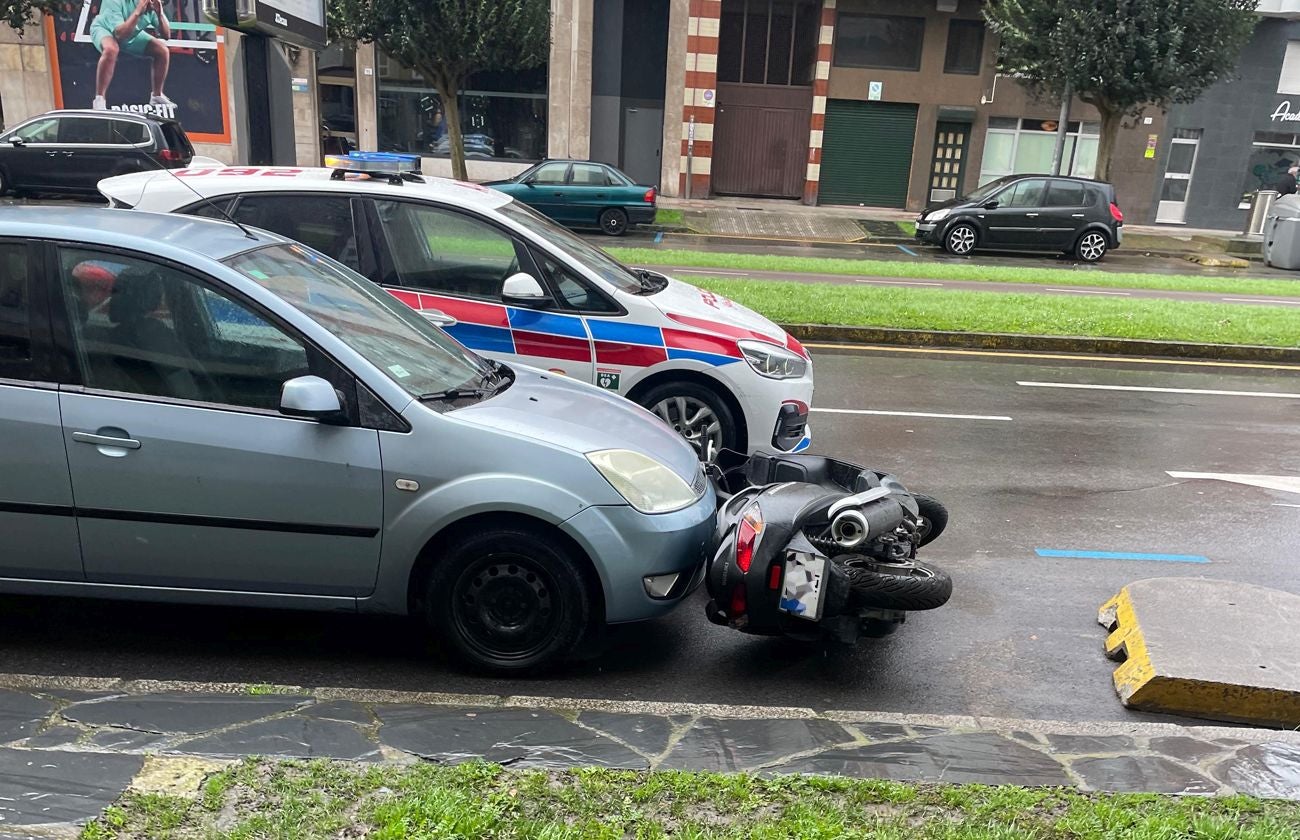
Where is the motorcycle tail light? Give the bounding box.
[735,506,764,573]
[767,564,782,590]
[729,583,747,616]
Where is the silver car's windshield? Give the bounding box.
[496,199,646,295]
[225,243,491,398]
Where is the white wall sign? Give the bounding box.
[1272,101,1300,122]
[868,81,883,101]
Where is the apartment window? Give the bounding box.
[834,14,925,71]
[978,118,1100,185]
[717,0,820,86]
[1279,41,1300,94]
[944,20,984,75]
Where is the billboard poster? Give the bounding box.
[44,0,231,143]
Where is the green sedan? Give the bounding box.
[485,159,656,236]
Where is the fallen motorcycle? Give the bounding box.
[704,450,951,643]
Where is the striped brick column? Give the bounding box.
[803,0,836,205]
[679,0,721,197]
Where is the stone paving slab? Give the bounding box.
[0,682,1291,814]
[1100,578,1300,728]
[691,209,868,243]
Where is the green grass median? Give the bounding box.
[81,759,1300,839]
[685,277,1300,347]
[607,247,1300,298]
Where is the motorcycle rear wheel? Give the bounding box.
[839,557,953,611]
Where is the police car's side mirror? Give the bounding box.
[501,272,547,306]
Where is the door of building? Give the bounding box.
[622,107,664,186]
[818,101,919,207]
[929,121,970,203]
[1156,129,1201,224]
[712,85,811,198]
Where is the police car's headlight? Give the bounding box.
[925,207,951,222]
[738,340,808,380]
[587,450,700,514]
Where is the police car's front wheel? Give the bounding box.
[640,382,738,461]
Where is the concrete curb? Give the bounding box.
[782,323,1300,364]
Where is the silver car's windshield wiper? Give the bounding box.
[417,386,494,403]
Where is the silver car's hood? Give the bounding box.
[451,367,701,482]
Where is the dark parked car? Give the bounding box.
[915,174,1123,262]
[0,110,194,198]
[485,159,656,236]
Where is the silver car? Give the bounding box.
[0,206,715,673]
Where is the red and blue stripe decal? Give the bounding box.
[388,290,751,369]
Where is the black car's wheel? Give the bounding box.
[427,526,591,674]
[1075,230,1109,262]
[637,381,739,461]
[599,207,629,236]
[943,222,977,255]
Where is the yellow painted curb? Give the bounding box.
[1184,253,1250,268]
[1098,583,1300,727]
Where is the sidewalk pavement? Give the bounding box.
[0,677,1298,835]
[656,195,1242,253]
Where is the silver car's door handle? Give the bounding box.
[72,432,141,450]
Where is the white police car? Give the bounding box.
[99,153,813,458]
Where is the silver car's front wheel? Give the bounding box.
[637,381,739,461]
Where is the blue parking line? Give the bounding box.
[895,244,918,256]
[654,232,664,243]
[1035,548,1210,564]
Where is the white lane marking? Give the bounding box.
[1018,381,1300,400]
[1221,297,1300,306]
[665,268,752,276]
[1042,287,1132,296]
[811,407,1013,421]
[1167,471,1300,495]
[853,278,945,287]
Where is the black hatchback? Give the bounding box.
[0,110,194,199]
[915,174,1123,262]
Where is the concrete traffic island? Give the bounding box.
[1100,578,1300,728]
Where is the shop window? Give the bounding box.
[717,0,820,86]
[1279,42,1300,95]
[978,119,1099,185]
[943,20,984,75]
[834,14,925,71]
[1241,132,1300,207]
[377,57,547,161]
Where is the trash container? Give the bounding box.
[1244,189,1280,236]
[1263,194,1300,267]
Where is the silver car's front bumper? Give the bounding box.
[561,489,717,623]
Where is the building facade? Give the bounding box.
[1154,9,1300,230]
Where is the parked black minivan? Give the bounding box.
[915,174,1123,262]
[0,110,194,199]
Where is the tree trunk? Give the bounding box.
[427,72,468,181]
[1095,104,1122,183]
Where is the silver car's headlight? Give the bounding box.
[926,207,951,222]
[738,339,808,380]
[587,449,700,514]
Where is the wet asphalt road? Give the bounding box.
[2,347,1297,723]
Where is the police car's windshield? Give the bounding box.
[225,244,493,399]
[496,200,649,295]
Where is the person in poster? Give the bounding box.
[89,0,175,110]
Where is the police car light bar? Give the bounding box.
[325,152,424,181]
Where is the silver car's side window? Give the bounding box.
[58,249,311,411]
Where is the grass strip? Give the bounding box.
[82,758,1300,840]
[654,208,686,226]
[684,277,1300,347]
[607,246,1300,298]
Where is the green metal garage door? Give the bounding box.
[818,100,918,207]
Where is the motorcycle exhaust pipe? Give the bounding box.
[830,499,906,548]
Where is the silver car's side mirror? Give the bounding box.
[420,307,458,327]
[501,272,547,305]
[280,375,346,423]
